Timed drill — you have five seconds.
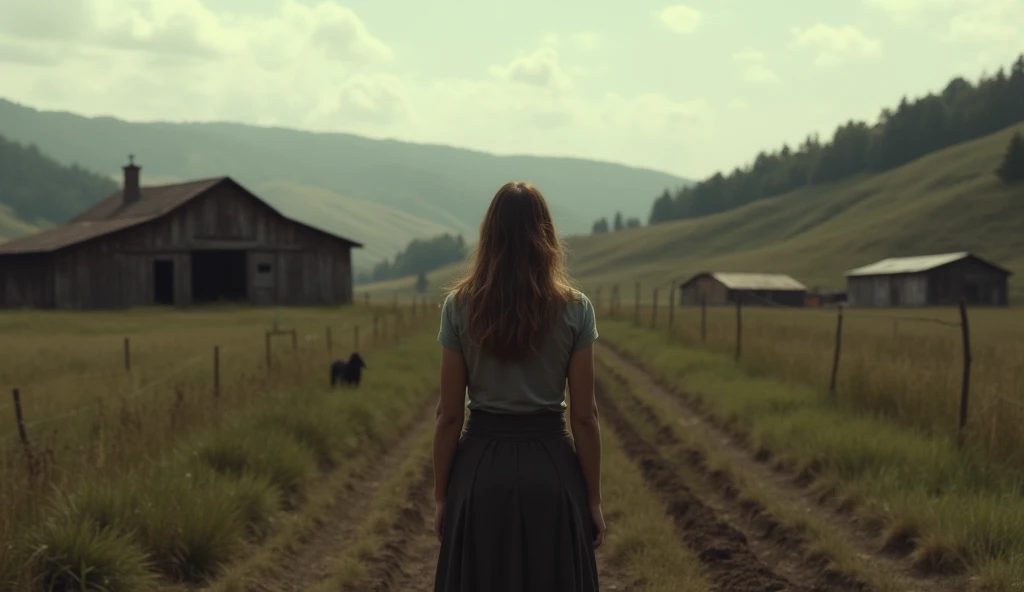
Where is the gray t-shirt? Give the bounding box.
[437,290,598,414]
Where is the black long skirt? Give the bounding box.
[434,409,600,592]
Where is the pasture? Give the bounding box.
[0,302,431,589]
[588,288,1024,465]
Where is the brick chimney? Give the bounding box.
[123,154,141,204]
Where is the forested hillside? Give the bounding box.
[0,134,117,225]
[649,54,1024,224]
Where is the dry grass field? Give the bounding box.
[591,292,1024,465]
[0,302,432,589]
[602,315,1024,590]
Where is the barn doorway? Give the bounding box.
[191,250,248,303]
[153,260,175,305]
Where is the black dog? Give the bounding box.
[330,352,367,388]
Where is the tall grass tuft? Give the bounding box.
[28,515,156,592]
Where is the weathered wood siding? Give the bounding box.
[680,276,729,306]
[7,181,354,309]
[680,276,806,307]
[846,258,1009,307]
[0,254,55,308]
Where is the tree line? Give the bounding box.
[649,54,1024,225]
[356,232,467,284]
[0,134,117,224]
[592,211,641,234]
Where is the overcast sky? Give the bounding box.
[1,0,1021,180]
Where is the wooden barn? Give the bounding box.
[844,252,1011,307]
[0,158,361,309]
[678,272,808,307]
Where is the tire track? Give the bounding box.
[212,404,436,592]
[596,378,808,592]
[597,342,966,592]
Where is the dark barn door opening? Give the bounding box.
[153,260,175,305]
[191,250,247,303]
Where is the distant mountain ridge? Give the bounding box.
[0,99,690,267]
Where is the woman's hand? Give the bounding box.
[434,500,445,542]
[590,503,606,548]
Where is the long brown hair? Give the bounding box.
[450,181,575,362]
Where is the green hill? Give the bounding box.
[363,122,1024,303]
[0,99,688,257]
[0,133,118,227]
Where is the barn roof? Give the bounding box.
[0,176,362,255]
[844,252,1011,277]
[681,272,807,291]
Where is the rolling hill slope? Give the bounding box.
[364,122,1024,303]
[0,99,688,253]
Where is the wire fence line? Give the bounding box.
[590,281,1014,450]
[0,303,430,472]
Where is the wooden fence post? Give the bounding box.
[734,294,743,361]
[354,325,360,351]
[213,346,221,398]
[634,282,641,325]
[957,299,972,448]
[373,315,379,343]
[364,293,370,308]
[123,338,131,373]
[13,388,39,477]
[393,292,398,312]
[701,294,707,343]
[265,331,272,374]
[668,283,676,334]
[828,305,844,397]
[326,327,333,354]
[650,288,659,328]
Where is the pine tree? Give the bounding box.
[996,131,1024,183]
[613,211,624,231]
[592,218,610,233]
[415,270,428,294]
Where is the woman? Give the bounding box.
[432,181,605,592]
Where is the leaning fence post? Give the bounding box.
[213,346,221,398]
[12,388,38,477]
[650,288,660,328]
[828,305,844,397]
[957,299,972,448]
[123,338,131,373]
[735,293,743,361]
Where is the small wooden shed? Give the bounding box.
[678,272,808,307]
[0,158,362,309]
[844,252,1011,307]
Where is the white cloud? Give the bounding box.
[731,49,779,83]
[489,47,573,90]
[946,0,1024,47]
[0,2,715,177]
[0,0,393,65]
[656,5,703,35]
[789,24,883,66]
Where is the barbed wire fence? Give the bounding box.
[591,281,998,449]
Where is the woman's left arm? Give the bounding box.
[432,346,467,508]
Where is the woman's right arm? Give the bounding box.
[567,343,605,548]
